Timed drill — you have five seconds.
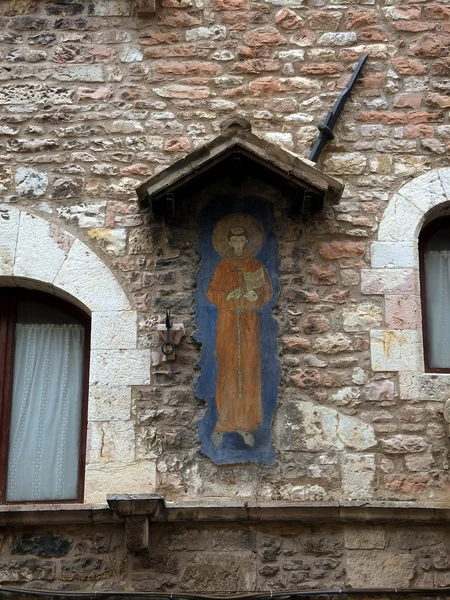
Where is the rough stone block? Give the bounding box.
[54,238,130,312]
[91,310,137,350]
[381,434,428,454]
[361,268,419,295]
[343,302,382,332]
[0,558,56,583]
[88,420,135,464]
[396,168,447,215]
[11,534,72,558]
[385,294,421,329]
[15,168,48,198]
[438,168,450,199]
[0,84,73,104]
[52,66,105,83]
[14,212,74,284]
[179,554,256,592]
[370,330,422,372]
[399,372,450,401]
[347,550,415,587]
[345,527,386,549]
[60,556,114,581]
[88,384,132,422]
[371,242,417,268]
[0,205,19,276]
[275,400,375,452]
[377,193,424,241]
[84,461,156,504]
[90,349,150,387]
[323,152,366,174]
[342,453,375,500]
[90,0,131,15]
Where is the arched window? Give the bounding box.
[420,217,450,372]
[0,288,90,503]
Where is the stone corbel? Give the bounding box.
[107,494,165,552]
[136,0,156,17]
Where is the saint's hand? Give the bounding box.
[227,287,241,301]
[244,290,258,302]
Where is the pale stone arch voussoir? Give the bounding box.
[363,168,450,405]
[0,204,153,504]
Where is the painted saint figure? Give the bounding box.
[207,216,273,446]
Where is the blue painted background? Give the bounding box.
[194,195,280,465]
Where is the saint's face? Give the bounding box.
[228,235,248,257]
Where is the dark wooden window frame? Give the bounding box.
[0,288,90,504]
[419,216,450,374]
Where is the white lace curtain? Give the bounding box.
[6,324,84,502]
[425,250,450,369]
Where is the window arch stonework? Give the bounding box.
[365,168,450,404]
[0,205,153,504]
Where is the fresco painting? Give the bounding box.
[195,197,280,465]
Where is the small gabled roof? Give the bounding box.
[136,117,344,212]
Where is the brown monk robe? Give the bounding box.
[207,230,273,436]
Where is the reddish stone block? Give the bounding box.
[281,336,310,349]
[291,368,320,388]
[385,295,421,329]
[299,63,343,75]
[77,86,113,101]
[221,10,251,25]
[139,30,181,45]
[323,290,350,304]
[237,45,271,59]
[275,8,302,30]
[157,11,202,28]
[248,77,288,95]
[154,61,222,76]
[144,44,197,59]
[303,315,330,334]
[164,138,191,152]
[358,26,388,41]
[394,93,422,109]
[90,46,113,63]
[360,73,386,89]
[323,371,347,387]
[392,58,426,75]
[120,164,153,176]
[319,241,365,260]
[308,10,342,31]
[409,33,450,57]
[423,4,450,19]
[427,93,450,109]
[432,58,450,75]
[359,112,408,125]
[385,474,429,495]
[213,0,248,9]
[243,27,286,46]
[394,21,435,32]
[346,8,376,29]
[404,124,434,138]
[306,264,338,285]
[407,111,443,124]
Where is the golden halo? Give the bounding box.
[212,213,265,257]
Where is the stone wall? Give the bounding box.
[0,0,449,506]
[2,518,450,591]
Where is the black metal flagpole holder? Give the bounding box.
[309,53,369,163]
